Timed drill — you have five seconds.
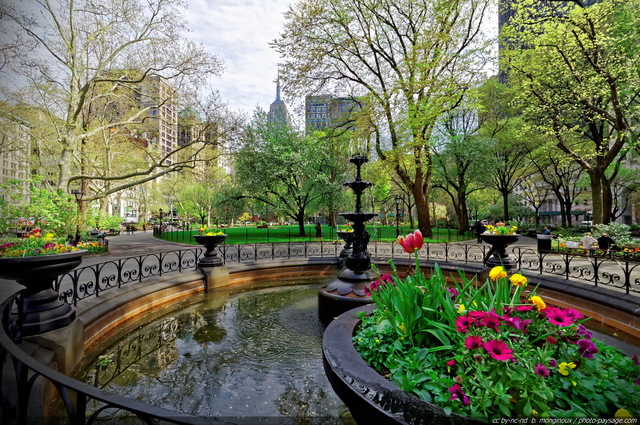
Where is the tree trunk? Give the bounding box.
[413,186,432,238]
[297,212,306,236]
[456,192,469,235]
[588,171,604,224]
[502,191,510,221]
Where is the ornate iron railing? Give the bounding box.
[55,248,202,306]
[2,241,640,425]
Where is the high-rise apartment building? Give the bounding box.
[137,75,179,165]
[0,116,31,186]
[305,95,361,133]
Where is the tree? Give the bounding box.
[273,0,493,237]
[477,78,533,221]
[526,142,588,227]
[503,0,640,223]
[179,184,216,227]
[432,103,492,234]
[234,109,338,236]
[0,0,225,210]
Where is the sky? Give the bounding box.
[183,0,499,121]
[182,0,294,118]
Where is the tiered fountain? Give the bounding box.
[318,155,378,325]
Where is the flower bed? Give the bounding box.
[353,230,640,421]
[0,228,79,257]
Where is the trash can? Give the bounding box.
[537,234,553,253]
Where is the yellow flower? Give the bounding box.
[457,304,466,313]
[558,362,576,376]
[398,323,406,334]
[489,266,507,281]
[615,409,633,418]
[509,273,528,287]
[530,295,546,311]
[44,233,55,241]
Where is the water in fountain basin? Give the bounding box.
[68,277,355,424]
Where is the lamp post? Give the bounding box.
[71,189,83,234]
[395,195,401,237]
[159,208,163,220]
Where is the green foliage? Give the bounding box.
[0,177,77,237]
[354,260,640,420]
[592,223,632,244]
[235,109,340,230]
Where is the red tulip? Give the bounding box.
[397,230,424,253]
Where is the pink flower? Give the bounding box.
[534,363,550,378]
[503,316,532,334]
[448,383,470,406]
[483,339,514,361]
[481,313,502,332]
[633,354,640,366]
[564,308,584,320]
[446,359,456,367]
[397,230,424,253]
[544,306,575,327]
[515,305,534,312]
[549,359,557,367]
[464,335,483,350]
[577,339,599,359]
[455,315,474,333]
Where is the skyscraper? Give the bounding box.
[267,76,291,126]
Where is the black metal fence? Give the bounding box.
[2,241,640,425]
[55,248,202,306]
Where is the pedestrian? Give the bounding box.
[315,222,322,241]
[543,227,551,235]
[473,220,485,243]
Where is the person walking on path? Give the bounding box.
[315,223,323,241]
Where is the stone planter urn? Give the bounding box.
[0,250,86,337]
[481,234,520,271]
[193,234,229,290]
[193,234,227,267]
[323,305,483,425]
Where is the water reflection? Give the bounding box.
[73,278,353,423]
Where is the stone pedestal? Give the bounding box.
[199,266,230,290]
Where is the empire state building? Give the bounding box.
[267,76,291,126]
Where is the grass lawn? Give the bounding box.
[156,225,474,245]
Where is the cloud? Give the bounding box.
[183,0,294,117]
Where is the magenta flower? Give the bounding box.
[503,316,532,334]
[446,359,456,367]
[515,305,534,312]
[632,354,639,366]
[481,314,502,332]
[483,339,514,361]
[455,315,474,333]
[544,306,574,327]
[464,335,483,350]
[447,287,460,299]
[534,363,550,378]
[564,308,584,320]
[448,383,470,406]
[468,311,487,319]
[636,377,640,386]
[577,339,599,359]
[549,358,557,367]
[577,324,593,340]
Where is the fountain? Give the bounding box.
[318,155,378,325]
